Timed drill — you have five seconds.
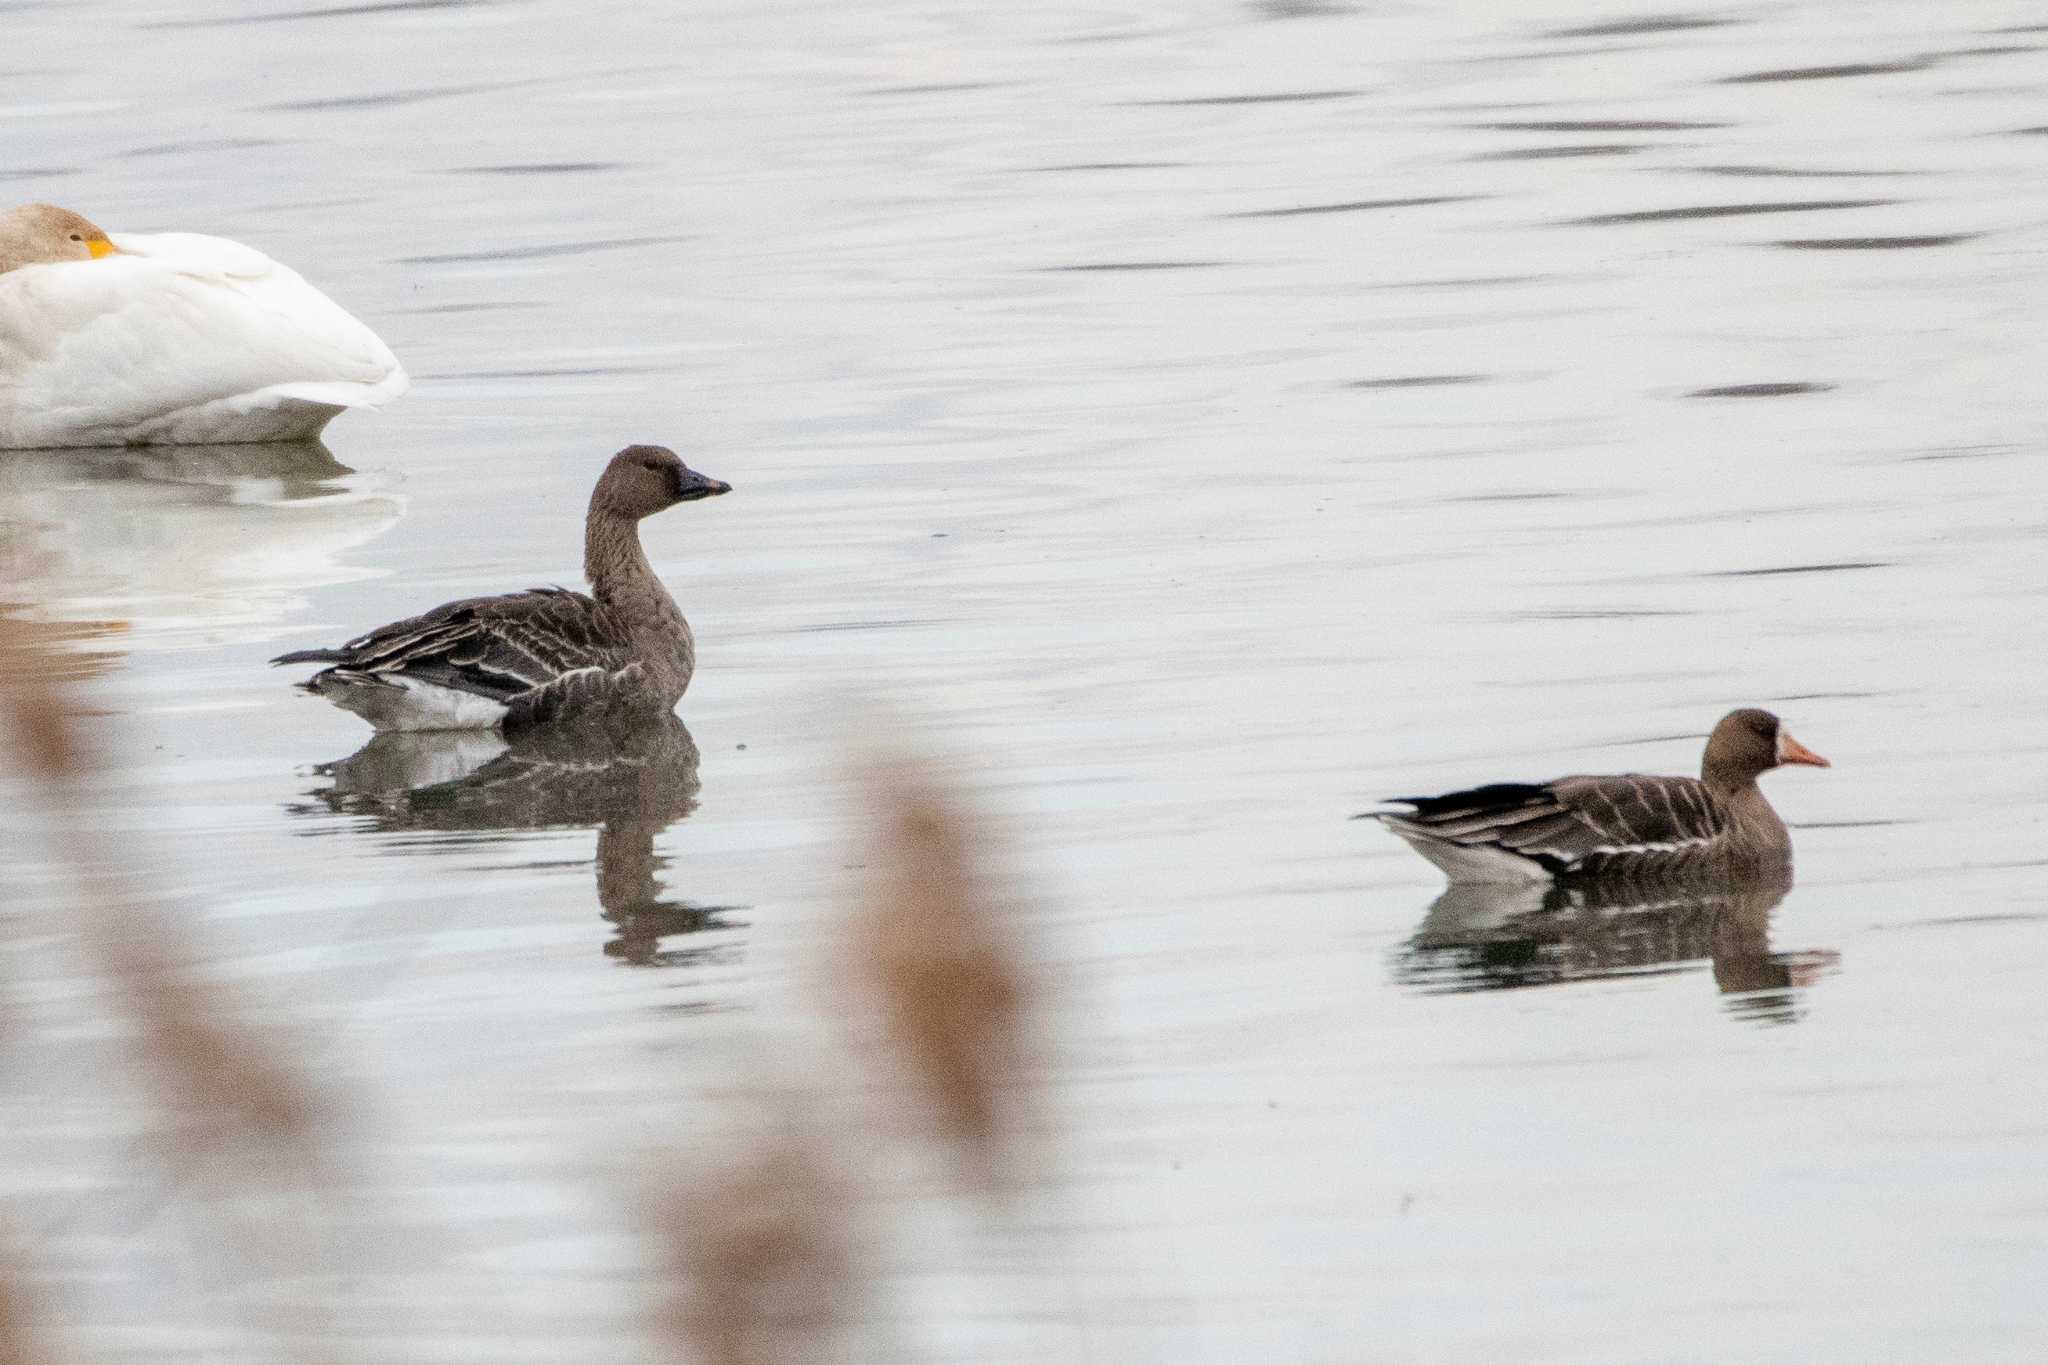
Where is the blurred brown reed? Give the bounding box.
[647,1106,857,1365]
[841,750,1037,1193]
[0,612,84,781]
[1,609,321,1155]
[2,603,331,1365]
[0,1256,53,1365]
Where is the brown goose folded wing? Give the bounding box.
[274,588,635,705]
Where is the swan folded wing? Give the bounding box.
[1,233,405,441]
[300,589,633,703]
[1382,774,1724,869]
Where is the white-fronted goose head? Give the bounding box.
[0,203,118,273]
[275,443,731,733]
[1701,707,1829,789]
[1364,707,1830,885]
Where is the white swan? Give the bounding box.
[0,204,407,449]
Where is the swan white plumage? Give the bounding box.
[0,204,408,449]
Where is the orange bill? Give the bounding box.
[1777,730,1830,768]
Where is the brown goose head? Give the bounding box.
[0,203,118,274]
[590,444,731,521]
[1702,707,1829,788]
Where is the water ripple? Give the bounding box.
[447,161,625,176]
[1028,161,1188,172]
[1571,199,1890,224]
[1349,374,1489,390]
[1037,261,1229,272]
[1694,164,1914,178]
[147,0,481,27]
[1706,561,1893,578]
[1547,14,1743,38]
[1132,89,1361,106]
[1776,234,1980,249]
[1477,118,1728,131]
[399,233,691,265]
[861,82,1007,97]
[1225,195,1477,218]
[261,79,533,113]
[120,137,279,158]
[1472,143,1643,160]
[1688,382,1834,397]
[1719,58,1937,83]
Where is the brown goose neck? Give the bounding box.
[584,507,659,606]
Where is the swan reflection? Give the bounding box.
[1392,871,1838,1024]
[292,714,740,966]
[0,440,401,649]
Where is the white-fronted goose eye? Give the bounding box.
[272,443,732,733]
[1360,708,1829,885]
[1,201,406,448]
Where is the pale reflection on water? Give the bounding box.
[292,715,746,968]
[0,441,399,647]
[1393,869,1841,1025]
[3,0,2047,1360]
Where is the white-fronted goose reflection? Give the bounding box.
[1392,869,1839,1024]
[289,712,741,967]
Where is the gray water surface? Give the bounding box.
[4,1,2047,1361]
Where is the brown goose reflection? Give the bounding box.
[1391,869,1839,1024]
[292,713,741,965]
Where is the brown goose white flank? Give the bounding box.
[273,445,729,732]
[1362,708,1830,884]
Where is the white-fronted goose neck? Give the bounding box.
[273,445,729,732]
[1363,708,1829,884]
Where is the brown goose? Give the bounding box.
[1363,708,1829,884]
[273,445,728,732]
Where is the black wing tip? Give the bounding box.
[1394,782,1554,818]
[270,648,344,666]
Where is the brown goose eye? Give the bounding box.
[67,233,82,242]
[642,459,661,472]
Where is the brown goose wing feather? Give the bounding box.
[272,589,634,703]
[503,660,657,732]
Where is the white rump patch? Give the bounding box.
[326,677,509,733]
[1382,824,1554,885]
